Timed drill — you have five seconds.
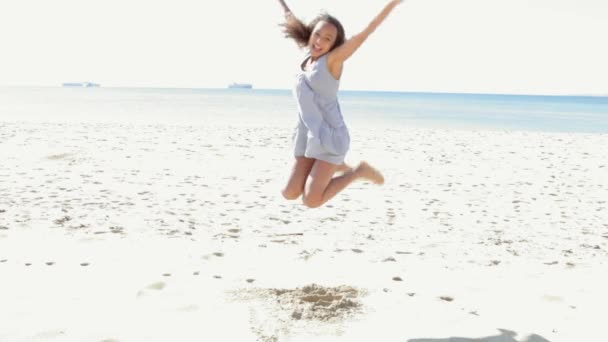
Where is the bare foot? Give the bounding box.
[354,161,384,185]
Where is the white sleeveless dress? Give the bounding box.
[292,54,350,165]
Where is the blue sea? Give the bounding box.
[1,86,607,133]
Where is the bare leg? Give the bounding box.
[336,163,353,174]
[281,156,315,200]
[302,160,384,208]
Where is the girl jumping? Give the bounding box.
[279,0,404,208]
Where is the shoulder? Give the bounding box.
[300,53,312,71]
[325,51,341,69]
[325,52,344,80]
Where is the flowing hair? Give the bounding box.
[280,13,346,51]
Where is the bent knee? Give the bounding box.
[302,194,323,208]
[281,188,302,201]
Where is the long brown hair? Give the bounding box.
[280,13,346,51]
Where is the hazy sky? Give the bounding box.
[1,0,607,95]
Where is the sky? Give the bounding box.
[1,0,607,95]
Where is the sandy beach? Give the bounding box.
[1,119,607,342]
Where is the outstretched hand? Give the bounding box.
[326,0,405,69]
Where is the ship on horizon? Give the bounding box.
[62,82,100,88]
[228,82,252,89]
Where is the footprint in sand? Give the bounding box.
[177,304,199,312]
[542,295,563,302]
[54,216,72,225]
[47,153,71,160]
[299,249,323,260]
[35,330,65,339]
[137,282,166,297]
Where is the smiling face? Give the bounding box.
[308,20,338,58]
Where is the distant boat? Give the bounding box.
[62,82,100,88]
[228,82,252,89]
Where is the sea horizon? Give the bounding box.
[1,85,607,133]
[1,84,607,99]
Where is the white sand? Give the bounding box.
[1,120,607,341]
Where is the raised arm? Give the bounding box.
[328,0,403,66]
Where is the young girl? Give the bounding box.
[278,0,404,208]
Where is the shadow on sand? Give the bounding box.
[408,328,551,342]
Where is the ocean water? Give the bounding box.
[1,86,607,133]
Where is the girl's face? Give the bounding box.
[308,21,338,58]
